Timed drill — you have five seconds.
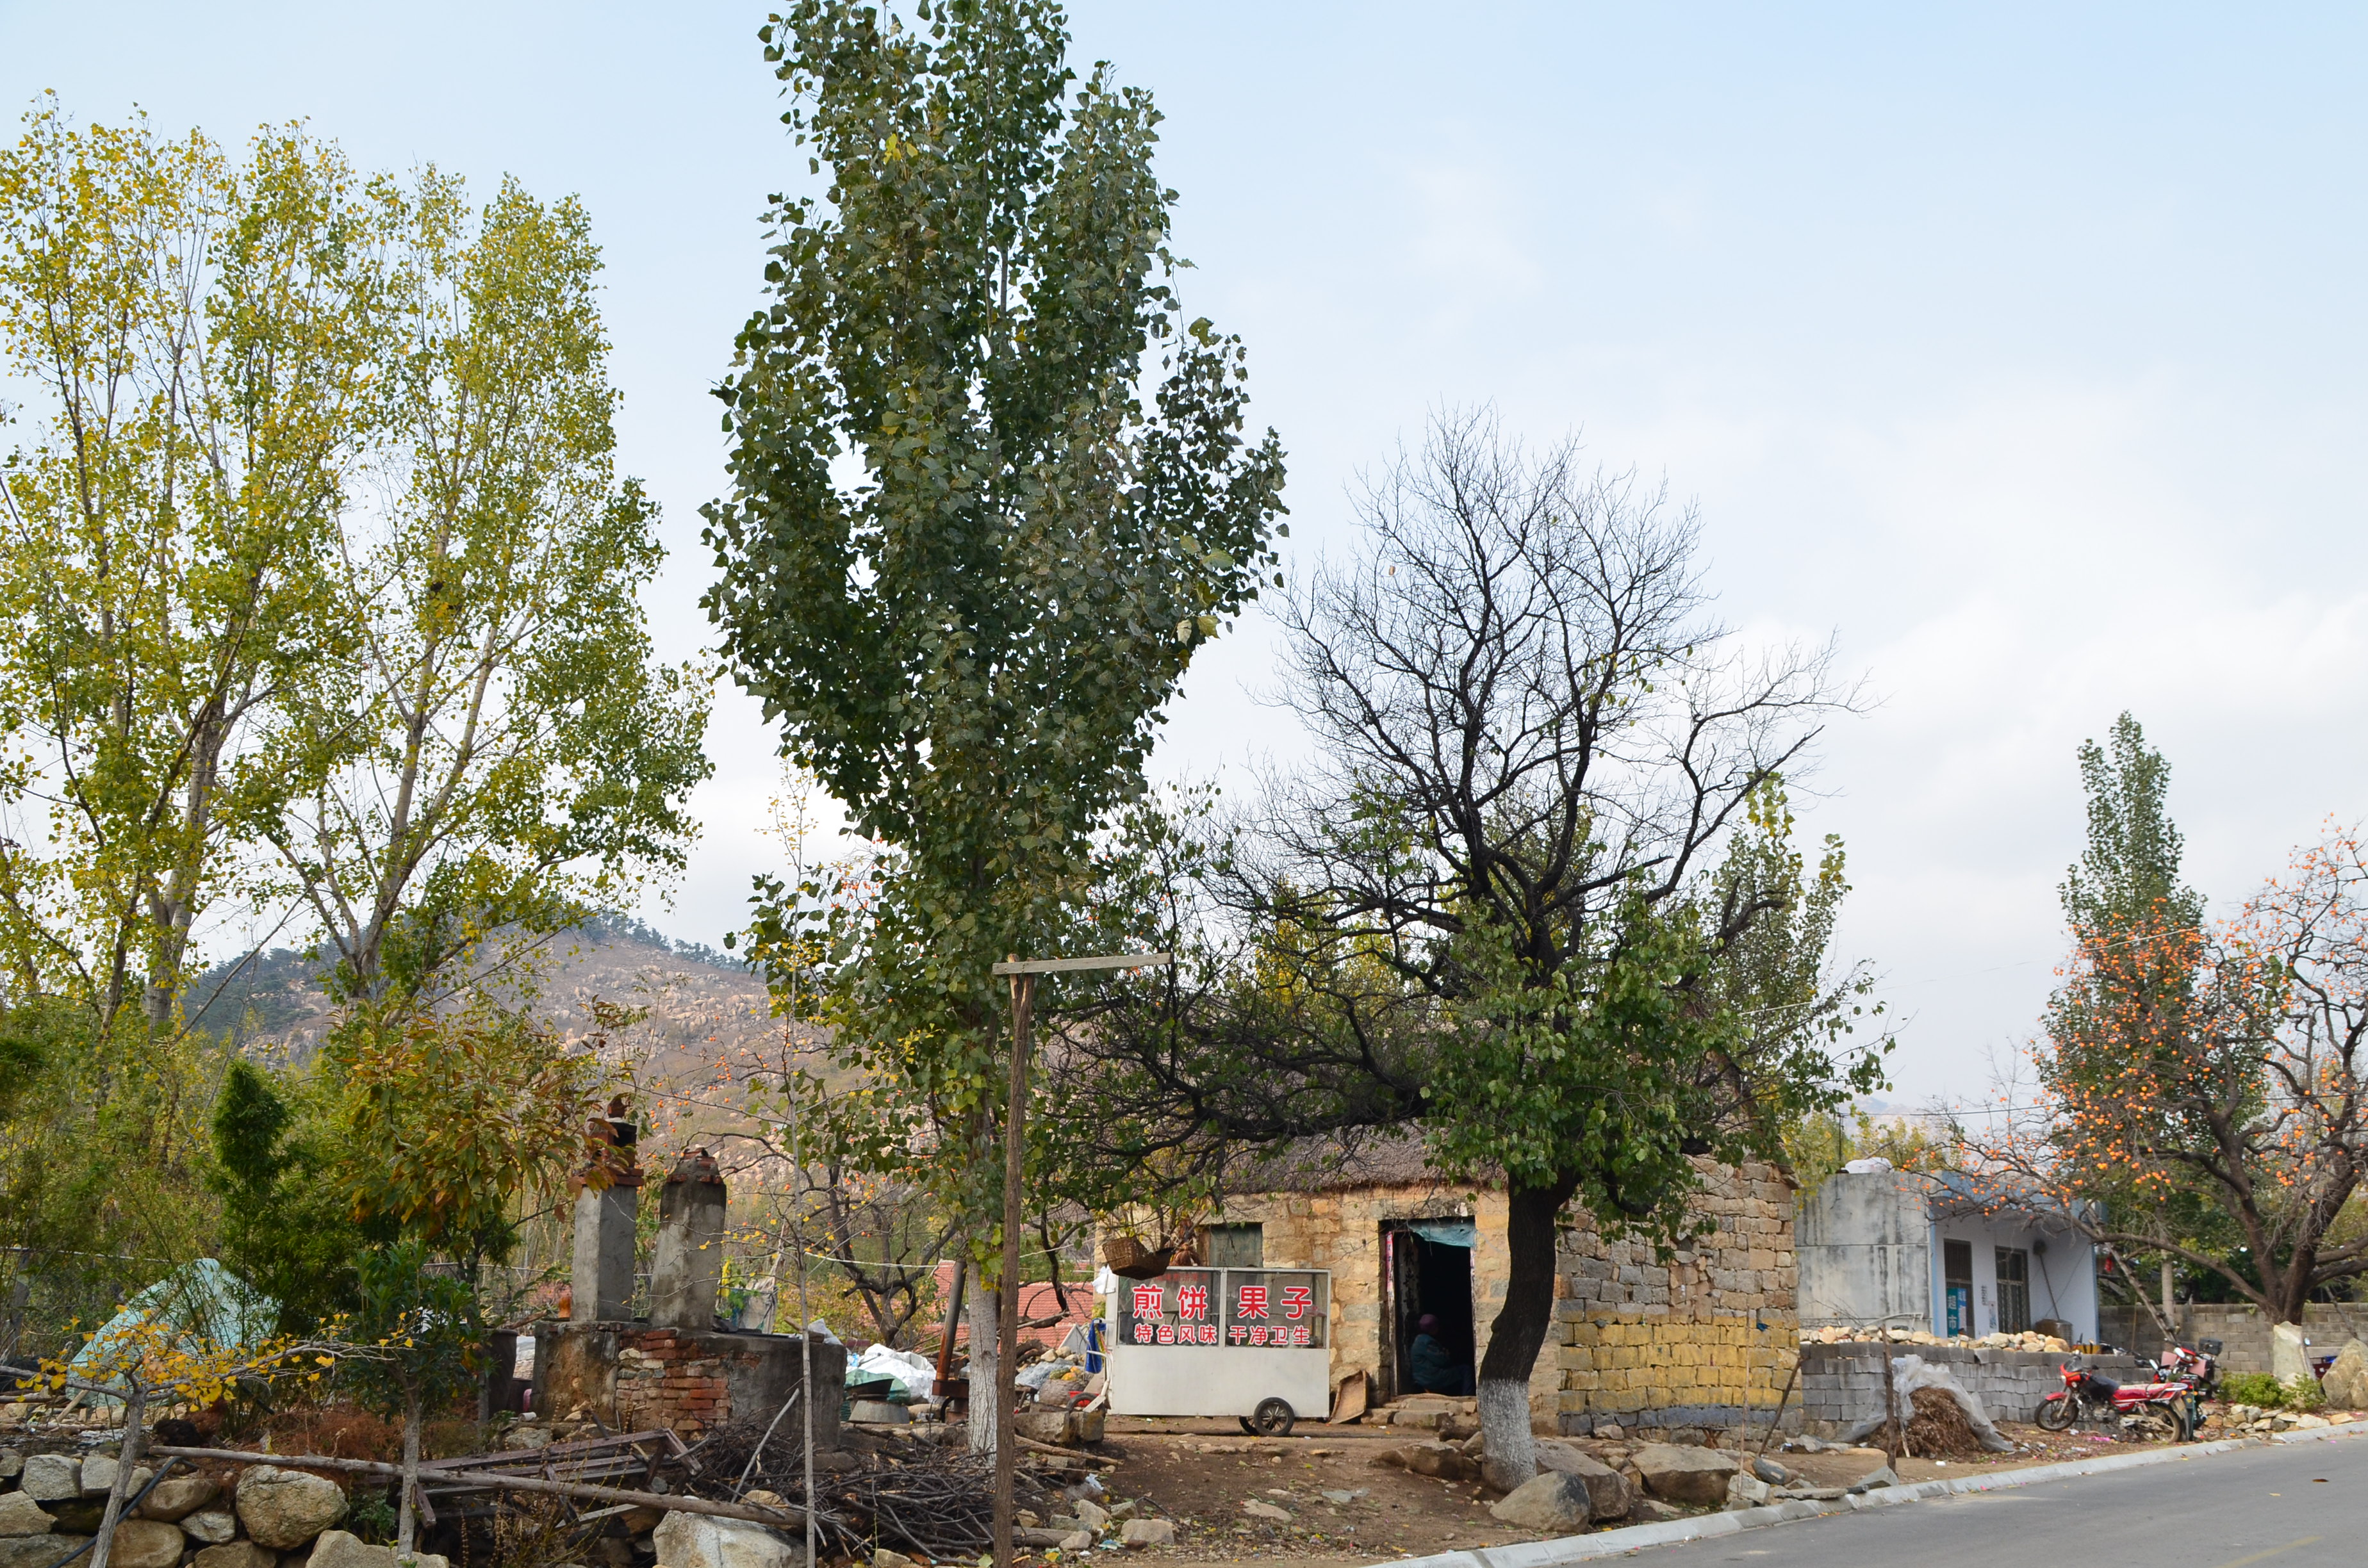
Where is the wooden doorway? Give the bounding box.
[1382,1220,1476,1400]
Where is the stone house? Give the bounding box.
[1196,1139,1800,1438]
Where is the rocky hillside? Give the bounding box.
[186,919,799,1111]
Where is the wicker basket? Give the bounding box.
[1101,1236,1174,1280]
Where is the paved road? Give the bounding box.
[1647,1437,2368,1568]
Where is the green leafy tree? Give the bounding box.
[1,102,707,1361]
[2042,715,2232,1314]
[345,1239,483,1564]
[2062,713,2204,936]
[706,0,1285,1383]
[209,1058,384,1329]
[1037,416,1879,1487]
[261,169,711,1006]
[0,102,377,1036]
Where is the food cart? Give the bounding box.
[1101,1266,1331,1435]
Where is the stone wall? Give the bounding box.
[2100,1302,2368,1373]
[1550,1161,1798,1438]
[1795,1340,2140,1433]
[1215,1157,1798,1438]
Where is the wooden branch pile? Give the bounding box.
[153,1423,1076,1560]
[700,1419,1058,1558]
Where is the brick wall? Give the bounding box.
[1795,1341,2141,1433]
[536,1321,843,1444]
[1216,1157,1798,1438]
[613,1328,732,1434]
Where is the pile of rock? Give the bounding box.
[2214,1405,2342,1435]
[0,1449,438,1568]
[1802,1325,2071,1354]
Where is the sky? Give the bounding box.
[4,2,2365,1107]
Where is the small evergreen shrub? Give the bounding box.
[2218,1371,2285,1408]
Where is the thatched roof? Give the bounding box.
[1226,1130,1483,1197]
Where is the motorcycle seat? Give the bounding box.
[2089,1374,2121,1398]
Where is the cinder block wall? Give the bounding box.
[1795,1341,2140,1433]
[1221,1157,1798,1438]
[2100,1303,2368,1373]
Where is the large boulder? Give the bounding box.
[192,1546,277,1568]
[652,1510,797,1568]
[1724,1473,1772,1510]
[80,1455,151,1498]
[2272,1321,2313,1387]
[106,1519,187,1568]
[309,1530,398,1568]
[306,1529,447,1568]
[236,1464,349,1549]
[1631,1443,1739,1507]
[2320,1339,2368,1410]
[17,1455,79,1502]
[1401,1442,1481,1482]
[0,1493,52,1537]
[139,1473,221,1521]
[0,1535,88,1568]
[1488,1472,1593,1536]
[1533,1442,1635,1521]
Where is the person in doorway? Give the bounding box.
[1410,1313,1472,1395]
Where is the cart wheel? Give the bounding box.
[1241,1398,1295,1437]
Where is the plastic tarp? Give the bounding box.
[69,1259,278,1401]
[1406,1220,1478,1248]
[851,1343,936,1403]
[1060,1317,1108,1374]
[1841,1353,2014,1453]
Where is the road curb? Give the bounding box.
[1385,1419,2368,1567]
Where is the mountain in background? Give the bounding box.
[184,917,788,1102]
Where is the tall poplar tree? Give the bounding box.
[703,0,1285,1360]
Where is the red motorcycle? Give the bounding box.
[2037,1352,2208,1441]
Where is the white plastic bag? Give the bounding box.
[855,1342,938,1402]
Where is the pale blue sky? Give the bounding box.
[6,2,2365,1105]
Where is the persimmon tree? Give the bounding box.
[339,999,615,1259]
[1976,830,2368,1323]
[705,0,1285,1442]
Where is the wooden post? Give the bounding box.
[987,951,1169,1568]
[1879,1328,1900,1468]
[935,1257,967,1390]
[1756,1358,1800,1458]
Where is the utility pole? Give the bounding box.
[988,952,1171,1568]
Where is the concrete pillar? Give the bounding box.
[572,1181,641,1322]
[572,1099,643,1323]
[649,1148,728,1329]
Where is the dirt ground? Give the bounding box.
[1027,1416,2236,1568]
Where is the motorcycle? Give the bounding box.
[2155,1338,2221,1399]
[2037,1352,2208,1441]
